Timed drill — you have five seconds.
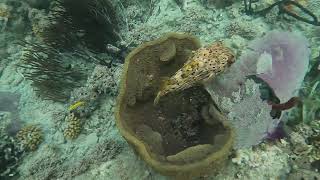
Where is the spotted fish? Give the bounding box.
[154,42,235,105]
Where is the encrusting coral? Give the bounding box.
[115,32,234,179]
[16,124,43,151]
[154,41,235,104]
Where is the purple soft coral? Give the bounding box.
[266,121,286,141]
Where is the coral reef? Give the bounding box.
[0,133,23,178]
[203,0,234,9]
[86,65,118,95]
[292,52,320,124]
[19,146,65,179]
[123,0,228,46]
[115,33,234,178]
[69,87,99,118]
[286,169,320,180]
[230,143,290,179]
[0,0,319,179]
[57,139,124,178]
[0,1,29,33]
[284,122,320,177]
[0,113,24,178]
[224,19,260,39]
[290,131,312,155]
[69,64,119,118]
[20,139,124,179]
[63,64,120,139]
[16,124,43,151]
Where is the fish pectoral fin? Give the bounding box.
[202,73,215,83]
[154,77,171,106]
[160,76,170,82]
[153,91,162,106]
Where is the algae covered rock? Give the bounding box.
[115,32,234,179]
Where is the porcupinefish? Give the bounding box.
[154,42,235,105]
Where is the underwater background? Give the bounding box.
[0,0,320,179]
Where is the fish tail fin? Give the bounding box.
[153,91,162,105]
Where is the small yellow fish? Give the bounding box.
[69,101,85,111]
[154,42,235,105]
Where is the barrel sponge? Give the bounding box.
[115,32,234,179]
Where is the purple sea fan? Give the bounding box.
[208,30,310,103]
[252,31,310,102]
[205,31,310,148]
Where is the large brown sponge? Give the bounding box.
[115,33,234,179]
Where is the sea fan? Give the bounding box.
[205,30,310,148]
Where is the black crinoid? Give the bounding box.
[19,41,86,102]
[20,0,128,102]
[38,0,127,51]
